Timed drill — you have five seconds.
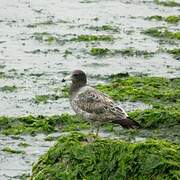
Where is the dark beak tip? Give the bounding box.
[62,79,66,82]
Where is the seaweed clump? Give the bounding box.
[31,132,180,180]
[97,76,180,105]
[32,32,58,44]
[147,15,180,24]
[90,47,154,57]
[0,114,89,136]
[0,85,17,92]
[144,28,180,40]
[167,48,180,59]
[97,76,180,128]
[154,0,180,7]
[71,35,113,42]
[2,147,25,154]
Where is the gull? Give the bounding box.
[62,70,141,135]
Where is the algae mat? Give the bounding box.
[31,132,180,180]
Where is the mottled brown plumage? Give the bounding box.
[62,70,141,134]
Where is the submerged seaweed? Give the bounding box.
[31,132,180,180]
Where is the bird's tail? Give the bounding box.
[113,117,141,129]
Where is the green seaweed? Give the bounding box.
[34,94,63,104]
[18,142,30,147]
[144,28,180,40]
[97,76,180,105]
[146,15,180,24]
[27,20,55,28]
[0,71,7,78]
[32,32,58,44]
[116,48,154,57]
[63,50,73,58]
[0,85,17,92]
[71,35,113,42]
[97,75,180,128]
[27,20,69,28]
[167,48,180,59]
[34,86,69,104]
[0,65,5,69]
[44,135,59,141]
[31,132,180,180]
[90,47,154,57]
[0,114,89,136]
[34,95,51,104]
[146,15,163,21]
[90,48,110,56]
[129,108,180,128]
[2,147,25,154]
[25,49,60,54]
[54,85,69,98]
[165,15,180,23]
[88,25,119,32]
[154,0,180,7]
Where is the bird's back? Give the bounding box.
[70,85,128,122]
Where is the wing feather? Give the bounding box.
[72,86,127,120]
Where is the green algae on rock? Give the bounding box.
[97,75,180,128]
[27,19,69,28]
[71,35,113,42]
[144,28,180,40]
[146,15,163,21]
[165,16,180,24]
[34,86,69,104]
[97,76,180,105]
[88,24,120,32]
[0,114,89,136]
[90,47,155,57]
[2,147,25,154]
[25,48,60,54]
[0,85,17,92]
[90,48,110,56]
[167,48,180,59]
[34,94,63,104]
[154,0,180,7]
[27,20,56,28]
[31,132,180,180]
[129,108,180,128]
[146,15,180,24]
[32,32,58,44]
[0,71,7,79]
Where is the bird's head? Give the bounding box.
[62,70,87,86]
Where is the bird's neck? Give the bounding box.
[69,82,86,98]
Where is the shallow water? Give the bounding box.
[0,0,180,179]
[0,0,180,116]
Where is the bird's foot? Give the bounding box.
[86,133,97,143]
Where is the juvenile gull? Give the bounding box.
[62,70,140,135]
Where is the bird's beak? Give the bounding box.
[62,75,72,82]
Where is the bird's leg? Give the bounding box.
[90,121,95,134]
[95,122,101,137]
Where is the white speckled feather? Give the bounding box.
[70,86,128,122]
